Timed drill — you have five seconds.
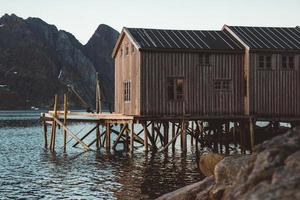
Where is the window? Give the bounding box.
[199,54,210,66]
[124,81,131,101]
[282,55,295,69]
[257,54,272,69]
[167,77,184,101]
[214,80,231,91]
[131,44,135,53]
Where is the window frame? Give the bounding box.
[124,80,131,102]
[166,77,185,102]
[281,54,295,70]
[213,79,232,92]
[257,54,273,70]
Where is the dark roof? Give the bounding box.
[226,26,300,50]
[125,28,243,51]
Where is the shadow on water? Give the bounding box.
[0,111,204,199]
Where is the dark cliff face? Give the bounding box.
[0,14,118,110]
[84,24,119,109]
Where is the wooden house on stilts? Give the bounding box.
[41,25,300,154]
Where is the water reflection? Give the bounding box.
[0,111,203,199]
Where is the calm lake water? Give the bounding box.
[0,111,203,199]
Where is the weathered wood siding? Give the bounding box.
[140,51,244,116]
[114,34,140,115]
[249,53,300,117]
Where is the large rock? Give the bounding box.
[211,155,251,199]
[156,176,214,200]
[199,153,225,176]
[224,128,300,200]
[158,127,300,200]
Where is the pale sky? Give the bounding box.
[0,0,299,44]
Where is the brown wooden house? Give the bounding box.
[223,25,300,118]
[112,26,300,120]
[112,28,244,117]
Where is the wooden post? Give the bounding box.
[181,120,187,152]
[163,122,169,148]
[50,95,58,151]
[143,122,149,152]
[191,121,194,146]
[249,118,255,153]
[63,93,68,152]
[130,123,134,154]
[172,122,176,152]
[42,113,48,149]
[225,122,230,154]
[96,72,101,113]
[95,72,101,150]
[105,123,110,150]
[124,126,129,152]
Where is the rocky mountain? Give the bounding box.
[0,13,119,110]
[84,24,119,108]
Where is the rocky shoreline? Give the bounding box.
[157,127,300,200]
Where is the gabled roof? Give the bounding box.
[224,25,300,50]
[125,28,243,52]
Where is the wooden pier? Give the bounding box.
[40,96,297,154]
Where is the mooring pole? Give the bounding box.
[95,72,101,150]
[42,113,48,149]
[50,95,58,151]
[63,93,68,152]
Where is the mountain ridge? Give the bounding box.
[0,13,119,110]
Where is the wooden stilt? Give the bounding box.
[50,95,58,151]
[106,123,111,150]
[112,124,127,150]
[191,121,194,146]
[130,123,134,154]
[172,122,176,151]
[163,122,169,148]
[249,118,255,153]
[73,125,98,147]
[63,93,68,152]
[225,122,230,154]
[42,113,48,149]
[143,122,149,152]
[52,116,90,150]
[158,126,182,152]
[182,120,187,152]
[95,72,101,150]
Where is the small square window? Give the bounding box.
[257,54,273,69]
[214,81,221,89]
[214,80,231,91]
